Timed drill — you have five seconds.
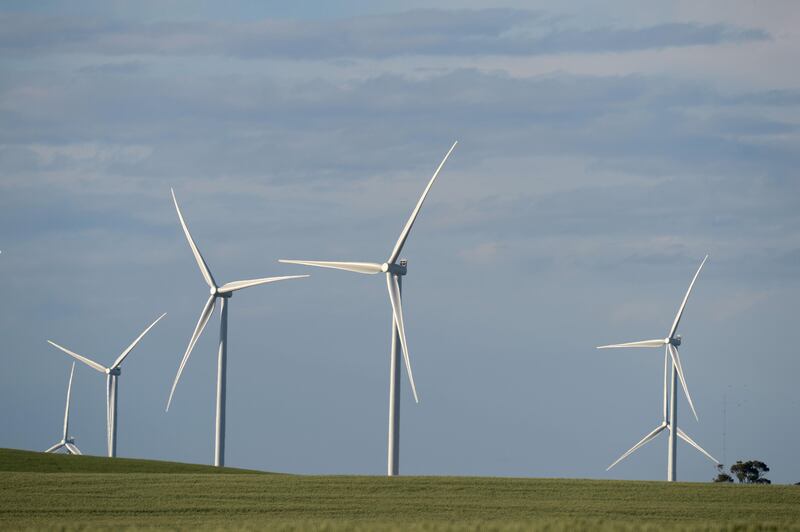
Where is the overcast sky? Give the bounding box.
[1,1,798,483]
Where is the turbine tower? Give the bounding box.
[48,313,166,457]
[167,189,309,467]
[280,141,458,476]
[598,255,718,481]
[45,362,82,455]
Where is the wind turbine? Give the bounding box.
[166,188,309,467]
[45,363,82,455]
[280,141,458,476]
[598,255,718,480]
[48,313,166,457]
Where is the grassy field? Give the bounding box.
[1,448,798,530]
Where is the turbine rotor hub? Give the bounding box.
[383,262,407,275]
[381,259,408,275]
[210,286,218,295]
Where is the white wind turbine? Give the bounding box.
[598,255,718,481]
[48,313,166,457]
[280,141,458,476]
[166,188,309,467]
[45,362,82,455]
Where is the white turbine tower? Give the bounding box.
[166,188,309,467]
[280,141,458,476]
[48,313,166,457]
[45,362,82,455]
[598,255,718,481]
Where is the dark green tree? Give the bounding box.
[729,460,771,484]
[713,464,733,483]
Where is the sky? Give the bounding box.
[1,1,798,483]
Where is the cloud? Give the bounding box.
[0,10,770,59]
[77,61,146,75]
[28,143,153,165]
[2,66,798,194]
[2,67,797,288]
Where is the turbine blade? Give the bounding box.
[62,363,75,441]
[668,254,709,338]
[677,427,719,464]
[47,341,107,373]
[64,443,82,455]
[596,339,665,349]
[171,188,217,289]
[166,295,216,411]
[386,273,419,403]
[278,260,383,275]
[112,313,167,369]
[387,141,457,264]
[669,344,698,421]
[218,275,309,294]
[606,423,667,471]
[44,443,62,453]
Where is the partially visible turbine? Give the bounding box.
[280,141,458,476]
[48,312,166,457]
[598,255,716,481]
[166,188,309,467]
[45,362,82,455]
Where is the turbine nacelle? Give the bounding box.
[381,262,407,275]
[669,335,682,347]
[106,367,121,376]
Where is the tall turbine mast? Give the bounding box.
[280,141,458,475]
[167,189,308,467]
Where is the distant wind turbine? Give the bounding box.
[48,313,166,457]
[280,141,458,476]
[45,362,82,455]
[166,188,309,467]
[598,255,718,481]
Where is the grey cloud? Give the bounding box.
[77,61,146,75]
[2,65,798,290]
[733,89,800,106]
[529,23,768,55]
[702,114,797,136]
[0,10,769,59]
[2,67,798,189]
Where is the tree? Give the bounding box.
[713,464,733,483]
[712,461,771,484]
[729,460,771,484]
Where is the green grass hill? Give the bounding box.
[1,448,798,530]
